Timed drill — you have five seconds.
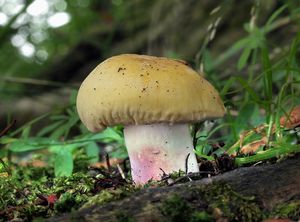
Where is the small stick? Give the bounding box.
[185,153,190,174]
[159,168,167,177]
[105,153,111,172]
[0,119,16,137]
[117,164,126,179]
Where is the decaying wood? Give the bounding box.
[48,155,300,222]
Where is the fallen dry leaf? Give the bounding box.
[240,136,267,155]
[229,105,300,157]
[37,193,58,209]
[91,158,123,169]
[19,159,47,167]
[0,120,16,137]
[280,105,300,129]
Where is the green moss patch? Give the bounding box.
[159,183,264,222]
[270,200,300,220]
[0,164,133,221]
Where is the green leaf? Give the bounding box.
[37,120,64,137]
[261,47,273,99]
[202,49,214,72]
[249,28,265,48]
[88,127,124,143]
[8,137,57,152]
[50,115,68,121]
[235,143,300,166]
[50,143,84,153]
[54,148,73,177]
[85,142,99,163]
[50,113,79,140]
[69,90,78,104]
[220,76,235,96]
[10,112,50,137]
[0,137,17,144]
[194,149,214,161]
[50,124,68,140]
[234,103,256,134]
[249,104,265,126]
[261,46,273,121]
[232,37,251,50]
[211,37,250,68]
[63,114,79,138]
[265,5,288,32]
[235,77,260,102]
[238,47,252,70]
[109,145,128,159]
[21,126,31,138]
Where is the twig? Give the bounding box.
[105,153,111,172]
[159,168,167,177]
[0,119,16,137]
[185,153,190,174]
[116,164,126,180]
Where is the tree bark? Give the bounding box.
[48,154,300,222]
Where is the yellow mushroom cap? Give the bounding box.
[76,54,225,132]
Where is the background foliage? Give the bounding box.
[0,0,300,176]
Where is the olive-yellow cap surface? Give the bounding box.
[76,54,225,132]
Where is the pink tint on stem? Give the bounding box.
[129,146,170,184]
[124,123,199,185]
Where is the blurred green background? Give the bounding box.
[0,0,300,171]
[1,0,299,126]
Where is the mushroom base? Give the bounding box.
[124,123,199,185]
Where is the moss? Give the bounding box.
[139,203,162,221]
[141,170,187,188]
[158,183,264,222]
[159,194,193,222]
[202,183,263,222]
[54,192,79,213]
[0,159,138,221]
[167,170,186,180]
[0,163,296,222]
[190,211,214,222]
[52,172,94,194]
[81,188,135,209]
[0,166,95,220]
[114,211,136,222]
[270,200,300,220]
[81,190,115,208]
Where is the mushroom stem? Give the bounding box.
[124,123,199,184]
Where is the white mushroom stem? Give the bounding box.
[124,123,199,184]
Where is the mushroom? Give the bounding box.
[76,54,225,184]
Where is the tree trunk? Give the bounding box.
[48,154,300,222]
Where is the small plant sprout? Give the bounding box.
[76,54,225,185]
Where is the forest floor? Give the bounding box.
[0,153,299,222]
